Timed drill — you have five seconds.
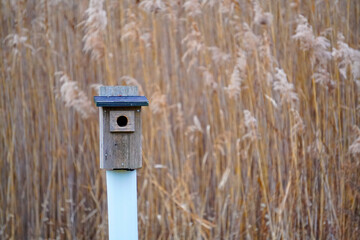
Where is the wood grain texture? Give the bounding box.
[99,86,143,170]
[100,86,138,96]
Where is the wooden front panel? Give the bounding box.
[100,107,142,169]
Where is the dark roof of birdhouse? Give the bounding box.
[94,96,149,107]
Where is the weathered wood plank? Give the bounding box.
[100,86,138,96]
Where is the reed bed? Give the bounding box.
[0,0,359,239]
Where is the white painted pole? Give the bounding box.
[106,170,138,240]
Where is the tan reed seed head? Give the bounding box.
[56,72,96,119]
[273,68,298,106]
[349,125,360,157]
[252,0,273,26]
[225,49,247,98]
[139,0,166,13]
[83,0,107,60]
[243,110,259,141]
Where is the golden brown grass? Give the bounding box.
[0,0,359,239]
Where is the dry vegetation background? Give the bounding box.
[1,0,360,239]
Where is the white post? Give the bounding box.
[106,170,138,240]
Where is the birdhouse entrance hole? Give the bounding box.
[108,110,135,133]
[117,115,128,127]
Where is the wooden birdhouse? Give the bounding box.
[94,86,148,170]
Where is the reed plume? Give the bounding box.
[273,68,298,106]
[57,72,96,119]
[83,0,107,60]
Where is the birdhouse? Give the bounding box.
[94,86,148,170]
